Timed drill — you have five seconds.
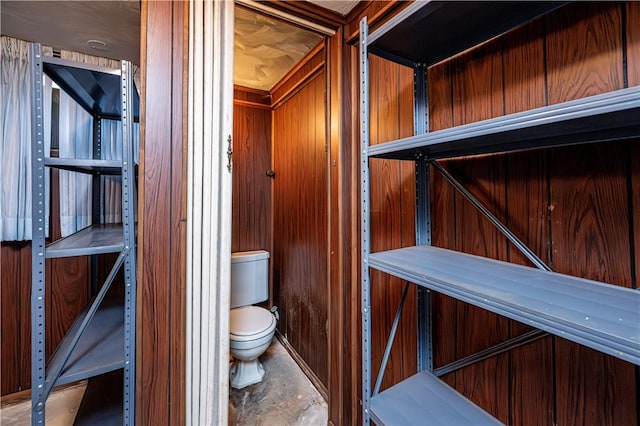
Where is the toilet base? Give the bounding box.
[230,358,265,389]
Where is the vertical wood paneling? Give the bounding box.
[327,29,349,426]
[345,42,362,426]
[368,54,417,392]
[232,101,272,253]
[545,5,635,425]
[628,2,640,87]
[1,243,24,394]
[545,3,623,105]
[550,144,636,426]
[450,39,509,423]
[272,70,328,387]
[502,21,554,426]
[137,1,186,424]
[428,60,458,389]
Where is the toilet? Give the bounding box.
[229,250,277,389]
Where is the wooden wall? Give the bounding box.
[232,86,272,254]
[271,45,329,391]
[361,2,639,425]
[136,1,187,424]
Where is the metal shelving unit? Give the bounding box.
[359,3,640,425]
[30,44,137,426]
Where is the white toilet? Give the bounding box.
[229,250,277,389]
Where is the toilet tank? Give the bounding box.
[230,250,269,309]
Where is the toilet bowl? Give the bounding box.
[230,305,277,389]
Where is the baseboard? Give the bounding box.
[275,331,328,401]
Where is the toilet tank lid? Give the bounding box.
[231,250,270,263]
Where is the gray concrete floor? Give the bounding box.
[229,338,327,426]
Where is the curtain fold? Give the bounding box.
[1,36,51,241]
[58,91,93,236]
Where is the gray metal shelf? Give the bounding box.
[360,3,639,425]
[45,158,123,175]
[368,87,640,160]
[369,246,640,366]
[370,371,502,426]
[30,43,137,426]
[368,1,565,67]
[42,56,139,121]
[48,298,124,387]
[46,224,124,258]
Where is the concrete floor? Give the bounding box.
[229,338,328,426]
[1,339,327,426]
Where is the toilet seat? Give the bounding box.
[230,306,276,342]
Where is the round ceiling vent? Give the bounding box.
[87,39,110,52]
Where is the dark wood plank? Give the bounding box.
[628,2,640,88]
[546,6,634,425]
[367,55,417,392]
[546,3,623,104]
[327,29,344,426]
[502,19,555,426]
[231,103,271,253]
[550,143,636,426]
[427,59,458,389]
[450,38,509,423]
[49,257,90,358]
[19,242,32,393]
[344,42,363,426]
[168,3,187,424]
[1,243,23,394]
[272,69,328,388]
[137,0,186,424]
[397,59,417,387]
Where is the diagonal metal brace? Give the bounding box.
[373,282,411,396]
[36,247,129,409]
[430,160,551,272]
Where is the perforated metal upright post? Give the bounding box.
[120,60,137,426]
[91,117,102,295]
[359,17,372,426]
[30,42,47,426]
[413,65,433,373]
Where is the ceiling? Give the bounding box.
[1,1,359,91]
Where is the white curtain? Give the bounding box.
[1,36,52,241]
[58,92,93,236]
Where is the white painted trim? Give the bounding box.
[186,1,234,424]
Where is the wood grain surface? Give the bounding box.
[502,20,554,426]
[136,1,187,424]
[628,2,640,88]
[272,69,329,388]
[367,54,418,392]
[232,101,272,254]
